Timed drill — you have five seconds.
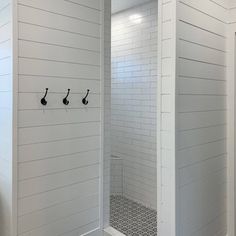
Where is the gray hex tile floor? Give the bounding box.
[110,195,157,236]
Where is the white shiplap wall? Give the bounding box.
[16,0,103,235]
[0,0,13,235]
[176,0,228,235]
[111,0,158,210]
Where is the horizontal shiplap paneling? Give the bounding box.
[19,40,100,66]
[18,178,99,216]
[18,0,101,23]
[19,75,100,93]
[17,0,102,235]
[18,23,100,52]
[177,0,227,235]
[18,164,99,198]
[18,136,100,162]
[19,108,100,127]
[18,194,99,234]
[18,207,99,236]
[19,122,100,145]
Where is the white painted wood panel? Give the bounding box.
[0,4,11,27]
[178,110,226,130]
[19,122,100,145]
[179,2,226,36]
[178,95,226,112]
[18,178,99,216]
[179,21,226,52]
[176,0,227,235]
[18,136,100,162]
[0,57,11,75]
[18,5,100,38]
[19,75,100,93]
[19,58,100,79]
[178,78,226,95]
[64,0,101,10]
[18,194,99,234]
[18,0,101,23]
[212,0,229,8]
[18,150,100,180]
[19,108,100,127]
[18,23,100,52]
[179,39,226,66]
[0,39,11,58]
[178,125,226,149]
[18,164,99,198]
[180,170,226,235]
[0,75,11,92]
[0,22,11,42]
[179,154,226,186]
[19,40,100,66]
[180,0,228,22]
[229,7,236,23]
[16,0,103,235]
[179,58,225,80]
[178,139,227,168]
[18,207,99,236]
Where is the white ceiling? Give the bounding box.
[112,0,153,14]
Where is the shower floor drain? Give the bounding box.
[110,195,157,236]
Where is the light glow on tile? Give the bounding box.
[129,14,142,24]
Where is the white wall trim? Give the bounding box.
[100,0,105,231]
[157,0,177,235]
[157,0,162,234]
[103,227,126,236]
[82,228,103,236]
[12,0,18,235]
[227,24,236,236]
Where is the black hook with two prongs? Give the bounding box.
[63,89,71,105]
[82,89,90,105]
[41,88,49,106]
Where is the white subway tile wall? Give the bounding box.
[111,157,123,195]
[111,0,158,210]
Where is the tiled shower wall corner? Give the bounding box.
[111,0,158,210]
[103,0,111,227]
[111,157,123,195]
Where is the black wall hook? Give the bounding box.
[41,88,49,106]
[82,89,90,105]
[63,89,70,105]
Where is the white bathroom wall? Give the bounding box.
[176,0,228,235]
[111,0,158,209]
[16,0,103,235]
[0,0,13,235]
